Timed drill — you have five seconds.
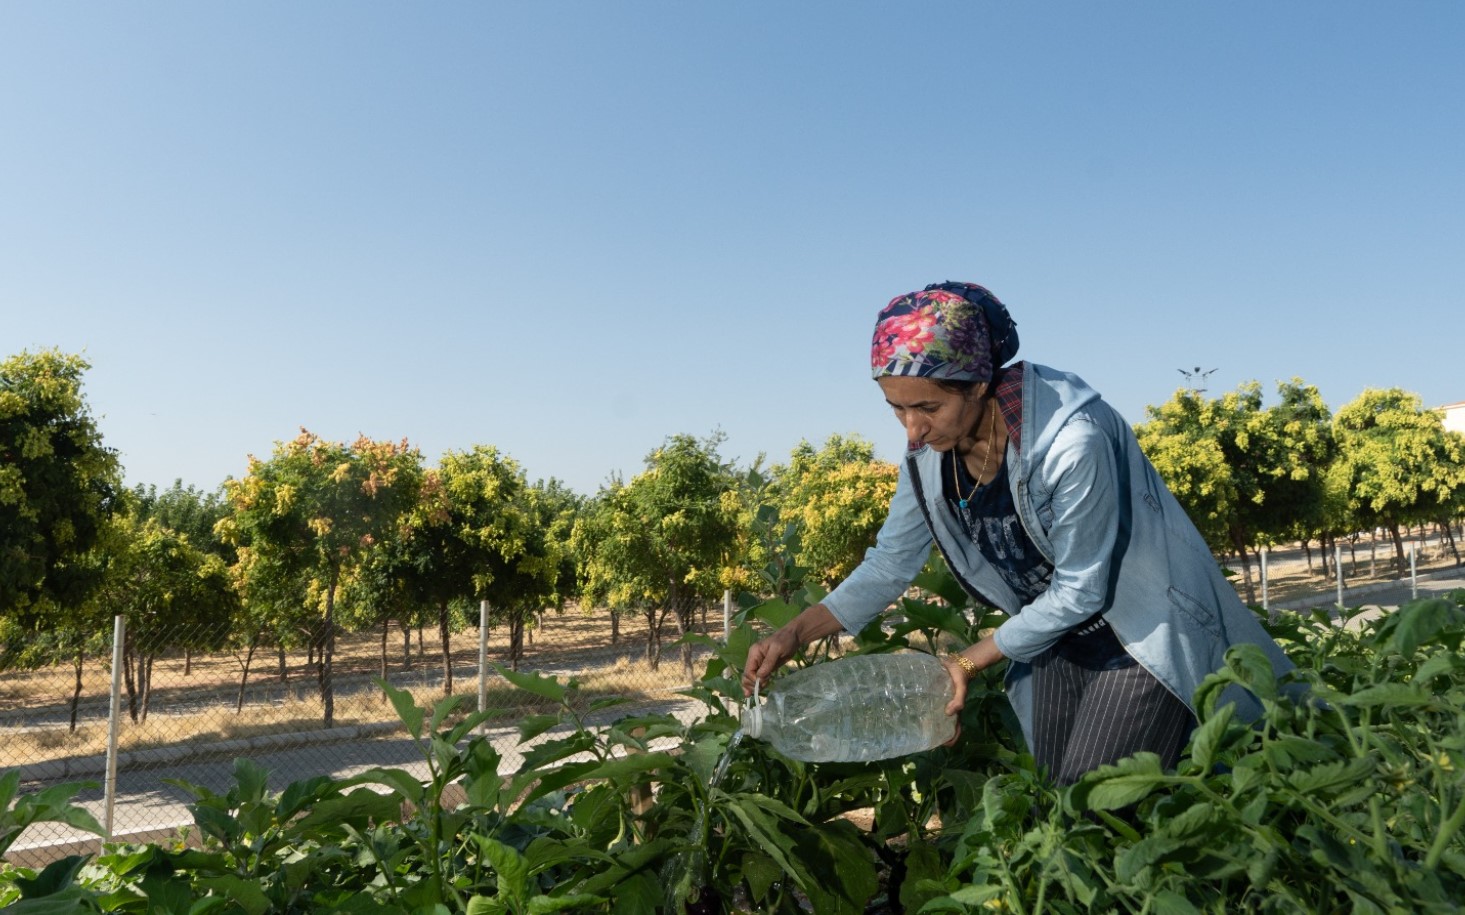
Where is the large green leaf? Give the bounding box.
[720,793,811,890]
[578,752,677,785]
[526,893,605,914]
[1340,682,1434,709]
[517,713,563,744]
[1223,643,1279,702]
[1286,757,1377,798]
[340,767,424,807]
[1186,702,1235,770]
[477,836,529,912]
[745,597,802,630]
[276,775,340,819]
[1412,650,1464,684]
[494,661,569,702]
[381,680,426,740]
[231,758,270,805]
[295,788,400,833]
[1381,597,1461,658]
[193,876,272,915]
[899,841,947,914]
[1069,754,1169,812]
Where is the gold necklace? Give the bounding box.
[952,403,998,510]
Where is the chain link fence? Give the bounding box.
[1,601,731,866]
[7,533,1460,868]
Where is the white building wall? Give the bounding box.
[1442,402,1465,436]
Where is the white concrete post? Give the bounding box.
[1260,546,1269,614]
[1335,542,1344,611]
[104,614,126,840]
[478,600,490,734]
[1410,544,1418,600]
[723,589,732,642]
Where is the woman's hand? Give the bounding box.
[740,603,844,696]
[940,635,1005,729]
[941,655,973,717]
[741,627,801,695]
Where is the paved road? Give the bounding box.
[1271,564,1465,619]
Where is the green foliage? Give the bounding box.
[4,590,1465,913]
[0,349,122,624]
[221,430,425,726]
[926,592,1465,914]
[770,435,898,587]
[1332,389,1464,569]
[573,433,739,672]
[1134,379,1334,555]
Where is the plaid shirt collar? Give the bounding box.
[993,361,1025,453]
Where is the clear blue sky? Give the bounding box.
[4,3,1462,497]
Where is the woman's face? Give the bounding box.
[876,375,986,452]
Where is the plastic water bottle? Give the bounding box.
[742,652,956,762]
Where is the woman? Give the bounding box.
[741,281,1294,783]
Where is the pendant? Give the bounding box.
[958,499,969,510]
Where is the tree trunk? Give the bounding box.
[235,641,256,713]
[1388,522,1407,575]
[643,609,660,670]
[610,609,620,646]
[69,648,85,733]
[439,602,454,696]
[1439,516,1461,565]
[1302,539,1313,572]
[380,617,390,689]
[508,613,525,672]
[418,625,425,660]
[1229,530,1256,605]
[676,599,696,680]
[401,621,412,669]
[278,643,288,682]
[123,636,139,723]
[184,649,192,677]
[139,655,153,724]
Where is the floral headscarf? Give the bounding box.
[870,285,996,382]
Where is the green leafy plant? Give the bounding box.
[925,591,1465,914]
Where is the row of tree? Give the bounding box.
[3,350,1463,729]
[1136,378,1465,602]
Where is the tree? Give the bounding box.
[773,434,898,587]
[1134,389,1237,551]
[1135,380,1334,603]
[1333,389,1463,573]
[394,446,561,689]
[102,517,237,723]
[0,350,122,623]
[220,430,423,727]
[132,480,235,563]
[575,433,738,677]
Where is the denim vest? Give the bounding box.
[823,362,1294,745]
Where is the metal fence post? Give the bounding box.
[104,614,125,840]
